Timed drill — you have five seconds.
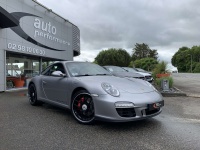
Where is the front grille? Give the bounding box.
[116,108,136,117]
[145,108,160,115]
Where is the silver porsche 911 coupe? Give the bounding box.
[28,61,164,124]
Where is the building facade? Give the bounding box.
[0,0,80,91]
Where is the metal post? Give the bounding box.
[39,57,42,74]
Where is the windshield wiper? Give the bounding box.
[74,74,93,77]
[95,74,110,76]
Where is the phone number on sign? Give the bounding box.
[7,43,45,56]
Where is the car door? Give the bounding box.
[41,63,69,104]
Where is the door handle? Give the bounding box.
[42,81,47,84]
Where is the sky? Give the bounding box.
[38,0,200,63]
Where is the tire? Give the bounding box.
[28,84,41,106]
[71,90,95,124]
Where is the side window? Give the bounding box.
[54,63,65,74]
[49,63,65,76]
[41,63,65,76]
[41,66,51,76]
[50,65,57,75]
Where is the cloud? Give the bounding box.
[38,0,200,63]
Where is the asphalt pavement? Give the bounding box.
[0,89,200,150]
[172,73,200,97]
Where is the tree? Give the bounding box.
[192,46,200,63]
[149,49,158,60]
[132,43,158,61]
[94,48,131,67]
[193,63,200,73]
[171,46,200,72]
[129,57,158,71]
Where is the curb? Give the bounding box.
[174,87,200,98]
[161,86,200,98]
[186,93,200,98]
[161,92,187,97]
[160,86,187,97]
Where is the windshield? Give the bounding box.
[66,62,111,77]
[136,68,146,72]
[123,67,137,73]
[104,66,126,72]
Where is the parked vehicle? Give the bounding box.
[123,67,153,82]
[103,66,145,80]
[28,61,164,124]
[135,68,152,75]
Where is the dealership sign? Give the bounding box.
[0,6,70,56]
[34,18,70,46]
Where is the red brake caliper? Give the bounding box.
[77,97,84,109]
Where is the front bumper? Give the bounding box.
[92,91,163,122]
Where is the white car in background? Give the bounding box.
[135,68,152,75]
[123,67,153,82]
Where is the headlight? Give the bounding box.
[101,82,120,97]
[146,81,158,91]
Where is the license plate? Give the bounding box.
[148,101,164,111]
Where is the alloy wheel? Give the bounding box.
[72,92,95,124]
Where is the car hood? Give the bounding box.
[137,72,151,76]
[74,76,154,94]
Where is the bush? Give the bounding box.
[152,61,168,79]
[130,58,158,71]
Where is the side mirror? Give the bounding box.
[52,71,66,77]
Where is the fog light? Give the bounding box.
[115,102,134,108]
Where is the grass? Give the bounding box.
[155,76,174,88]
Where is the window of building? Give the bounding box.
[6,52,39,89]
